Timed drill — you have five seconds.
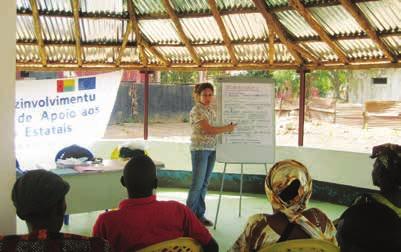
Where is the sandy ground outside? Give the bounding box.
[104,118,401,154]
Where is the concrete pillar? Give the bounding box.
[0,0,16,234]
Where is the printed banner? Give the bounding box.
[15,71,122,144]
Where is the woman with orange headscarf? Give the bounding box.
[230,160,337,251]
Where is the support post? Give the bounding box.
[298,67,307,146]
[142,71,150,140]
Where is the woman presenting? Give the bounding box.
[186,82,236,226]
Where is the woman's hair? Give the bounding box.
[370,143,401,191]
[279,179,301,203]
[193,82,214,101]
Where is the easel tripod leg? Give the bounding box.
[214,163,227,230]
[239,163,244,217]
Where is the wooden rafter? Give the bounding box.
[269,29,275,65]
[289,0,348,64]
[128,0,169,66]
[339,0,396,62]
[116,20,133,66]
[29,0,47,66]
[207,0,238,66]
[252,0,306,65]
[161,0,201,66]
[71,0,82,66]
[127,0,147,66]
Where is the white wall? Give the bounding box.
[349,68,401,104]
[92,139,375,190]
[0,0,16,234]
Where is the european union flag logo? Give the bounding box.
[78,77,96,90]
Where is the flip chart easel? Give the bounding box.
[213,77,275,229]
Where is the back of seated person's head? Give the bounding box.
[337,201,401,252]
[119,147,145,159]
[370,143,401,193]
[265,160,312,213]
[12,169,70,233]
[121,154,157,198]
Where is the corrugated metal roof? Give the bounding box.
[16,45,41,63]
[83,47,118,63]
[339,39,384,60]
[309,6,363,36]
[181,17,223,44]
[120,47,141,63]
[357,0,401,32]
[156,46,193,63]
[134,0,166,16]
[222,13,268,41]
[265,0,288,8]
[16,16,36,41]
[80,19,126,43]
[301,42,338,62]
[274,43,295,63]
[383,36,401,55]
[14,0,401,70]
[37,0,72,12]
[45,45,76,63]
[81,0,125,14]
[217,0,255,10]
[276,10,318,38]
[139,19,181,44]
[234,44,268,62]
[195,45,230,63]
[40,16,74,42]
[170,0,209,13]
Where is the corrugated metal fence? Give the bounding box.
[109,82,194,124]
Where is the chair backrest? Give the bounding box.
[308,97,336,111]
[258,239,339,252]
[137,237,202,252]
[54,144,94,162]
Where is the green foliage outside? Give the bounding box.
[159,69,351,101]
[160,71,199,84]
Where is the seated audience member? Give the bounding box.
[355,143,401,216]
[55,144,94,162]
[111,142,147,161]
[0,170,110,252]
[230,160,337,251]
[336,201,401,252]
[92,155,218,252]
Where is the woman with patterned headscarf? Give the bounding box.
[230,160,337,251]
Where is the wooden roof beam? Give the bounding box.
[127,0,147,66]
[207,0,238,66]
[161,0,201,66]
[129,0,169,66]
[252,0,310,65]
[289,0,348,64]
[269,30,275,65]
[71,0,83,66]
[116,20,133,66]
[339,0,396,62]
[29,0,47,66]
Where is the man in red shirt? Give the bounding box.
[92,154,218,252]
